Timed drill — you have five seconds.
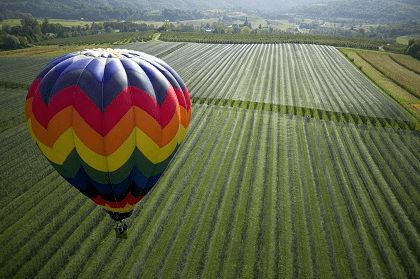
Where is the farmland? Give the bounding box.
[0,41,183,87]
[0,42,419,278]
[163,43,411,122]
[36,31,154,45]
[340,48,420,126]
[160,32,385,50]
[390,53,420,75]
[357,51,420,99]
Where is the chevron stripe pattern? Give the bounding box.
[25,48,191,213]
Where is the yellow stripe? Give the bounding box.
[100,204,135,213]
[178,124,187,143]
[38,128,75,164]
[31,122,188,172]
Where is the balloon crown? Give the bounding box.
[80,48,143,59]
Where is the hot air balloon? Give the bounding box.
[25,48,191,236]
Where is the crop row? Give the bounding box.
[2,42,411,124]
[36,31,154,46]
[0,42,189,90]
[357,51,420,99]
[340,49,420,126]
[0,41,419,278]
[121,41,187,58]
[190,96,416,130]
[0,56,51,86]
[389,53,420,75]
[159,32,384,50]
[161,43,411,121]
[1,103,418,278]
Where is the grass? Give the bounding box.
[389,53,420,75]
[171,44,410,123]
[160,32,384,50]
[340,48,420,128]
[396,35,420,45]
[36,31,154,45]
[0,41,186,91]
[0,44,113,57]
[191,96,414,130]
[357,51,420,98]
[0,18,103,28]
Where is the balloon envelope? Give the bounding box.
[25,48,191,217]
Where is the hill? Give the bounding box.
[292,0,420,22]
[1,0,419,22]
[0,1,314,20]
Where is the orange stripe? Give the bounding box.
[72,112,106,154]
[134,107,164,145]
[161,105,180,146]
[26,98,187,155]
[182,107,192,128]
[25,98,32,120]
[29,106,73,147]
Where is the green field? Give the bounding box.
[0,18,102,28]
[164,43,410,121]
[160,32,386,50]
[357,51,420,99]
[396,35,420,45]
[0,42,419,278]
[340,48,420,126]
[36,31,154,45]
[390,53,420,75]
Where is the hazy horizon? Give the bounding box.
[1,0,419,23]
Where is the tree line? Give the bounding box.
[406,39,420,60]
[0,14,156,50]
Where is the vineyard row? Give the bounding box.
[191,96,416,130]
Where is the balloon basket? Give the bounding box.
[115,221,128,239]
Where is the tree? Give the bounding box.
[41,19,49,34]
[18,36,29,47]
[241,26,251,35]
[406,39,420,60]
[20,14,42,42]
[90,22,103,33]
[212,22,225,34]
[9,26,23,37]
[162,20,170,31]
[232,24,240,34]
[1,23,11,34]
[1,34,21,49]
[105,25,114,33]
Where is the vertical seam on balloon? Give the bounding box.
[154,56,190,126]
[71,55,95,196]
[44,54,79,163]
[102,57,119,207]
[154,64,183,193]
[134,54,153,191]
[102,57,110,183]
[122,57,136,203]
[154,60,184,144]
[169,69,185,144]
[138,58,162,191]
[45,56,76,103]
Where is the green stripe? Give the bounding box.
[50,147,178,184]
